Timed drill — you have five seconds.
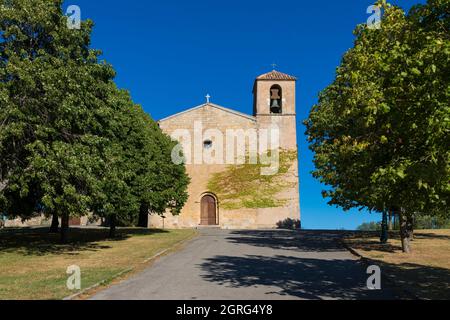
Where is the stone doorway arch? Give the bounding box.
[200,194,218,226]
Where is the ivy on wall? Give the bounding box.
[207,150,298,210]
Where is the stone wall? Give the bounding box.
[3,216,50,228]
[1,215,101,228]
[149,102,301,230]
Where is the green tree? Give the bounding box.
[0,0,190,241]
[0,0,115,241]
[357,222,382,231]
[130,104,190,229]
[414,214,450,229]
[89,87,189,237]
[305,0,449,252]
[88,87,140,237]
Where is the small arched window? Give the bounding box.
[270,85,282,114]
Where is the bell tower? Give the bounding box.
[253,69,297,150]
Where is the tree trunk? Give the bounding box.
[49,213,59,233]
[138,203,149,228]
[109,215,116,238]
[388,210,393,231]
[60,212,69,243]
[407,215,414,242]
[399,208,413,253]
[380,210,388,244]
[393,212,398,230]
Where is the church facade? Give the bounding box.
[149,70,300,229]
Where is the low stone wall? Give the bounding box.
[4,216,50,228]
[2,215,102,228]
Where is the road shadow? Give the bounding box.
[200,254,393,300]
[217,230,450,300]
[0,227,168,256]
[225,230,349,253]
[200,230,391,299]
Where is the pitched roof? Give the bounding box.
[158,102,256,123]
[256,70,297,81]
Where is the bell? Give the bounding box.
[270,99,281,113]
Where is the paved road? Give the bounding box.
[91,229,396,300]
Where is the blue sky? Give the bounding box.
[64,0,423,230]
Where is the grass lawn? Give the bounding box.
[0,227,196,300]
[344,229,450,300]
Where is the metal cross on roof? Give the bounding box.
[206,94,211,104]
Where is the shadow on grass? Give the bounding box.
[413,232,450,241]
[0,227,169,256]
[344,230,450,253]
[367,259,450,300]
[346,230,450,240]
[342,231,450,299]
[344,233,401,254]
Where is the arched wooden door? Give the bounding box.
[200,195,217,225]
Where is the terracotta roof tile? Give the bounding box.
[256,70,297,81]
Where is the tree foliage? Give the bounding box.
[305,0,449,252]
[357,222,382,232]
[0,0,189,241]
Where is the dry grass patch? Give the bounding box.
[344,229,450,299]
[0,227,196,300]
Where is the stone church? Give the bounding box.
[149,70,300,229]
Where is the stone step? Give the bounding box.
[196,225,221,229]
